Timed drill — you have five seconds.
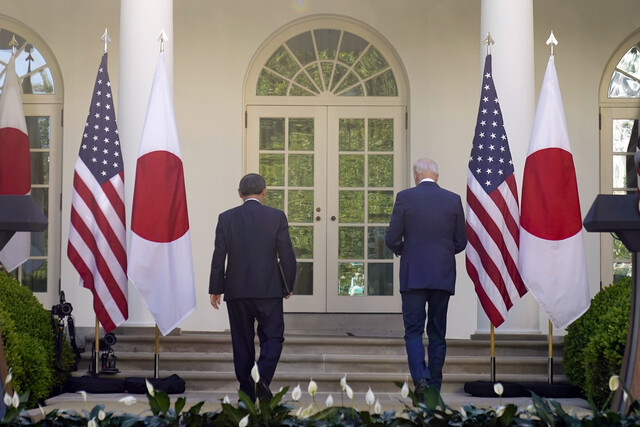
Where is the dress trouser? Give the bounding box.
[226,298,284,400]
[401,289,450,391]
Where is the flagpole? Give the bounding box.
[490,323,496,382]
[93,317,100,375]
[548,320,554,384]
[154,325,160,378]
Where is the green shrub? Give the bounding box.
[563,277,631,406]
[0,271,73,408]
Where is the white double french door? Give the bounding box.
[247,105,404,313]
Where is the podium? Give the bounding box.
[583,194,640,411]
[0,195,48,251]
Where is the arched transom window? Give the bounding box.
[608,42,640,98]
[256,29,398,97]
[0,29,55,94]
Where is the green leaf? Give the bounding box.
[423,386,446,411]
[174,396,186,414]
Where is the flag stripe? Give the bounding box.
[465,254,506,327]
[67,53,127,333]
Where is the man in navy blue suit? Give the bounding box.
[209,173,297,402]
[385,158,467,395]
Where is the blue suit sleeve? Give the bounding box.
[453,196,467,254]
[385,193,404,256]
[277,212,297,289]
[209,216,227,295]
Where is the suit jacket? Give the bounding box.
[385,181,467,294]
[209,200,297,300]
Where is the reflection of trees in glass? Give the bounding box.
[260,118,285,150]
[289,118,314,151]
[368,155,393,187]
[338,262,364,296]
[289,226,313,259]
[293,262,313,295]
[368,119,393,151]
[256,29,397,97]
[259,153,284,186]
[368,191,393,223]
[264,189,284,211]
[338,227,364,259]
[288,155,314,187]
[339,155,364,187]
[339,191,364,223]
[339,119,364,151]
[288,190,314,223]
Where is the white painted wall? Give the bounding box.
[2,0,640,339]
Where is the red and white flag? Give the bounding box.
[67,53,128,332]
[519,55,590,329]
[128,52,196,336]
[0,56,31,272]
[465,54,527,327]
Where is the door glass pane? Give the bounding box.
[339,155,364,187]
[368,263,393,296]
[288,154,314,186]
[339,119,364,151]
[290,226,313,258]
[30,152,48,185]
[337,32,367,66]
[355,46,389,79]
[260,153,285,186]
[21,259,47,292]
[288,190,313,223]
[338,262,364,296]
[365,70,398,96]
[368,191,394,223]
[368,155,393,187]
[260,118,285,150]
[264,189,284,211]
[26,116,50,149]
[339,190,364,223]
[289,118,314,151]
[294,262,313,295]
[286,31,315,66]
[338,226,364,259]
[368,119,393,151]
[613,237,632,282]
[265,45,300,79]
[368,227,392,259]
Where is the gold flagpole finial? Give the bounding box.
[483,32,495,56]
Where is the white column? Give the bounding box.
[477,0,541,334]
[119,0,173,326]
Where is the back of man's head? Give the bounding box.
[239,173,266,197]
[413,158,439,181]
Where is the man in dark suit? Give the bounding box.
[385,158,467,394]
[209,173,296,402]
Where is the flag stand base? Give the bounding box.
[463,381,582,398]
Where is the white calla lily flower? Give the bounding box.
[87,418,97,427]
[4,393,12,407]
[291,384,302,401]
[77,390,87,402]
[401,381,409,399]
[98,409,106,421]
[365,387,375,406]
[340,374,347,391]
[239,414,249,427]
[145,379,155,396]
[374,399,382,414]
[325,394,334,407]
[11,392,19,408]
[307,379,317,396]
[609,375,620,392]
[222,395,230,404]
[493,382,504,397]
[118,396,137,406]
[251,362,260,384]
[345,384,354,400]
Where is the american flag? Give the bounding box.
[67,53,128,333]
[465,54,527,327]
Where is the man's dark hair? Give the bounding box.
[238,173,266,197]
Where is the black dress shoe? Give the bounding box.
[256,380,273,401]
[414,379,429,402]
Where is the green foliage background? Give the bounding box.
[563,277,631,406]
[0,271,73,407]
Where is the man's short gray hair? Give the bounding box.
[413,158,438,175]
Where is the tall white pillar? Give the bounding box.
[477,0,541,334]
[119,0,173,325]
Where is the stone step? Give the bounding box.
[84,333,565,358]
[78,351,565,376]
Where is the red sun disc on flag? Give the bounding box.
[131,150,189,243]
[520,147,582,241]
